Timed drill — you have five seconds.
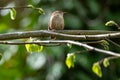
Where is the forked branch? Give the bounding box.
[0,30,119,40]
[0,40,120,57]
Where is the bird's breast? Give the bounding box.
[50,15,64,30]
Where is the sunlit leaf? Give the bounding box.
[92,62,102,77]
[105,20,120,29]
[67,43,72,48]
[103,58,110,68]
[25,44,43,53]
[10,8,16,20]
[25,38,43,53]
[65,53,76,68]
[27,4,34,8]
[27,5,44,15]
[105,20,117,27]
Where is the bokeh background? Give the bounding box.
[0,0,120,80]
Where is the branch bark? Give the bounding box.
[0,30,119,40]
[0,6,30,10]
[0,40,120,57]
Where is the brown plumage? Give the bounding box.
[48,11,65,39]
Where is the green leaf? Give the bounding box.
[105,20,117,27]
[65,53,76,68]
[103,58,110,68]
[25,38,43,53]
[37,8,45,14]
[92,62,102,77]
[100,40,109,50]
[25,44,43,53]
[100,40,109,45]
[10,8,16,20]
[105,20,120,29]
[27,5,45,15]
[27,4,34,8]
[67,43,72,48]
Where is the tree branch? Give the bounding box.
[106,38,120,48]
[0,6,31,10]
[0,30,119,40]
[98,56,119,64]
[0,40,120,57]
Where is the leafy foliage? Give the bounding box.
[103,58,110,68]
[9,8,16,20]
[105,20,120,29]
[27,4,34,8]
[92,62,102,77]
[67,43,72,48]
[105,21,117,27]
[25,44,43,53]
[0,0,120,80]
[99,40,109,50]
[27,4,45,15]
[37,8,45,14]
[25,38,43,53]
[65,53,76,68]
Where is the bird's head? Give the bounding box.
[52,11,67,16]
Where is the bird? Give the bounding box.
[48,10,65,39]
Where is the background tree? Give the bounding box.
[0,0,120,80]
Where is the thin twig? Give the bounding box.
[0,6,43,12]
[105,38,120,48]
[0,6,31,10]
[70,50,89,54]
[99,56,120,64]
[0,40,120,57]
[0,40,100,46]
[82,41,100,44]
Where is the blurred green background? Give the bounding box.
[0,0,120,80]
